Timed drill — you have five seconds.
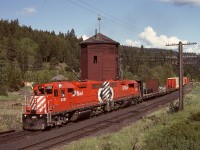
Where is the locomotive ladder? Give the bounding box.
[47,100,52,123]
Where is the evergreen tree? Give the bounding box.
[19,38,38,71]
[151,65,165,85]
[6,36,17,62]
[0,20,4,40]
[137,65,152,81]
[49,57,59,70]
[6,60,22,91]
[39,37,51,62]
[9,19,19,38]
[0,47,8,95]
[69,29,75,37]
[33,52,43,71]
[18,48,28,78]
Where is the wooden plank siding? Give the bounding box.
[80,33,119,81]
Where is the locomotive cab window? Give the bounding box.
[45,86,53,94]
[128,84,134,88]
[54,89,58,97]
[61,90,65,97]
[34,90,38,95]
[68,88,74,93]
[38,86,45,94]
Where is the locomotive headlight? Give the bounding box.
[24,115,26,118]
[40,115,43,118]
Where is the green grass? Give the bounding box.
[0,86,31,131]
[0,86,31,101]
[0,92,21,101]
[138,84,200,150]
[0,100,22,131]
[59,83,200,150]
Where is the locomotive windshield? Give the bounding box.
[45,85,53,94]
[34,85,53,95]
[38,86,45,94]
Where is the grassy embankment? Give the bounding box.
[60,83,200,150]
[0,87,31,131]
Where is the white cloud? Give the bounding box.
[139,26,187,48]
[160,0,200,6]
[124,26,200,53]
[17,7,36,15]
[125,39,141,47]
[184,44,200,53]
[82,35,89,40]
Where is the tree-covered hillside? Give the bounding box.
[120,46,200,84]
[0,19,199,95]
[0,19,82,95]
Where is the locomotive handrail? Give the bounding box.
[21,95,32,122]
[47,100,52,123]
[24,96,31,113]
[48,100,53,112]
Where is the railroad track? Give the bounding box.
[0,130,15,135]
[0,83,193,150]
[17,91,183,150]
[0,130,43,144]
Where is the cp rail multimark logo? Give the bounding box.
[98,81,114,103]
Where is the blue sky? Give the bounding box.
[0,0,200,53]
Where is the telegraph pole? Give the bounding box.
[166,41,197,111]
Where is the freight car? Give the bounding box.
[166,77,190,90]
[22,80,141,130]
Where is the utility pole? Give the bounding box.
[166,41,197,111]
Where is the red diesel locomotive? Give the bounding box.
[22,80,141,130]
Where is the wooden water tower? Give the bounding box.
[80,33,120,81]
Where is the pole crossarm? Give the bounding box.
[166,42,197,46]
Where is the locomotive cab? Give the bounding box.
[22,84,55,130]
[22,82,76,130]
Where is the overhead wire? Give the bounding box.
[66,0,199,54]
[77,0,142,33]
[67,0,142,33]
[66,0,98,16]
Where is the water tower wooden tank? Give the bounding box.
[80,33,120,81]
